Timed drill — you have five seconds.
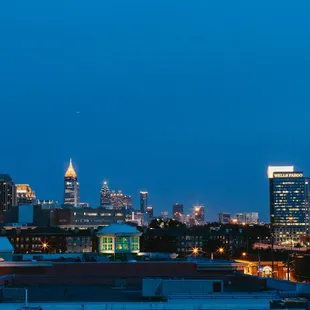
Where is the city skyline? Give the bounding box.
[2,1,310,222]
[1,158,297,221]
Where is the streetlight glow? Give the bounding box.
[192,248,199,255]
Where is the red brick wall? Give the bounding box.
[0,262,204,285]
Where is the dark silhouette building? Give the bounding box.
[0,174,16,223]
[140,191,148,213]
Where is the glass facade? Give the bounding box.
[131,237,139,250]
[102,237,113,251]
[100,236,140,253]
[270,172,310,245]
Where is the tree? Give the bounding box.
[293,255,310,282]
[149,218,186,229]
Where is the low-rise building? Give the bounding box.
[97,224,142,259]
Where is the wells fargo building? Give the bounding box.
[268,166,310,246]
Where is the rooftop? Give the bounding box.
[65,159,77,178]
[97,224,142,236]
[0,237,14,252]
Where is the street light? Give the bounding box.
[218,247,224,254]
[192,248,199,257]
[242,252,247,258]
[41,242,48,252]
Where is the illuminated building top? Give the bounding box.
[267,165,294,179]
[65,159,77,178]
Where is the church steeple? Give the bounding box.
[65,158,77,178]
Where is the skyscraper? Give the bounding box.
[173,203,183,216]
[219,212,231,224]
[140,191,148,213]
[0,174,16,223]
[194,205,205,225]
[64,159,80,206]
[100,181,111,206]
[16,184,36,205]
[173,203,184,221]
[146,206,154,222]
[268,165,310,245]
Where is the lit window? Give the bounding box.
[102,237,113,251]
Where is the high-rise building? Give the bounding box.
[245,212,259,224]
[160,211,169,220]
[110,190,132,208]
[100,181,111,206]
[194,205,205,225]
[140,191,148,213]
[146,206,154,222]
[172,203,184,222]
[16,184,36,206]
[219,212,231,224]
[234,212,259,225]
[173,203,183,215]
[63,159,80,207]
[0,174,16,223]
[268,165,310,245]
[37,200,60,209]
[236,213,246,224]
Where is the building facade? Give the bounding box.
[173,203,184,221]
[146,206,153,222]
[268,166,310,245]
[0,174,16,223]
[140,191,148,213]
[219,213,231,224]
[194,205,205,225]
[63,159,80,207]
[100,181,111,206]
[54,206,129,228]
[97,224,142,259]
[16,184,36,206]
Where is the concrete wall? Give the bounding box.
[297,283,310,295]
[266,278,297,291]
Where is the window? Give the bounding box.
[102,237,113,251]
[115,237,130,251]
[131,237,139,251]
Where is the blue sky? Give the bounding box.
[1,1,310,221]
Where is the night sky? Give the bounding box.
[1,1,310,221]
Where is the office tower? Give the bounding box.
[161,211,169,220]
[194,205,205,225]
[37,200,60,209]
[140,191,148,213]
[245,212,259,224]
[0,174,16,223]
[122,195,133,207]
[146,206,154,222]
[236,213,246,224]
[63,159,80,207]
[172,203,183,222]
[100,181,111,206]
[268,165,310,245]
[173,203,183,216]
[219,212,231,224]
[16,184,36,206]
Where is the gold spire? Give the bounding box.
[65,158,77,178]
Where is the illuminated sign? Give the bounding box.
[273,173,303,178]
